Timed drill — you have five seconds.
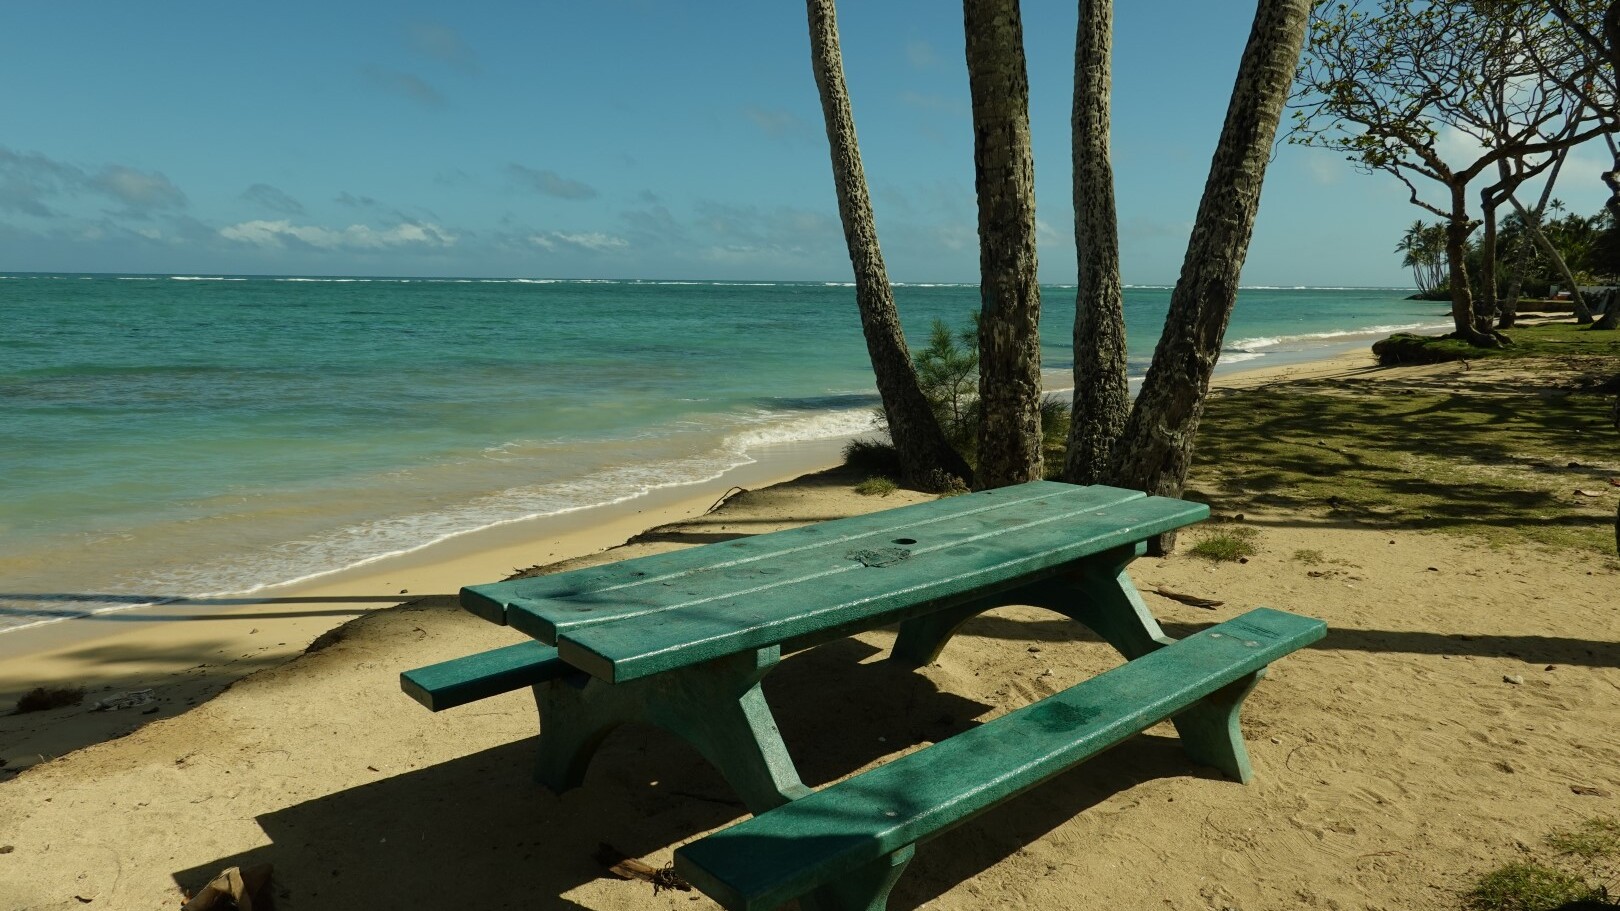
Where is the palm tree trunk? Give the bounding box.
[1063,0,1130,487]
[964,0,1043,489]
[805,0,971,489]
[1109,0,1311,545]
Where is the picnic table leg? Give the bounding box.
[531,647,811,813]
[797,844,914,911]
[889,597,999,668]
[1025,543,1260,782]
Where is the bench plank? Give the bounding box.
[674,608,1325,911]
[559,492,1207,683]
[461,481,1147,635]
[399,641,569,712]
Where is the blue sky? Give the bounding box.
[2,2,1612,284]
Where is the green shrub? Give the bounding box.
[1292,548,1325,565]
[13,686,85,714]
[843,437,901,476]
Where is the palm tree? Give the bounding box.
[804,0,971,489]
[1064,0,1130,486]
[1110,0,1312,551]
[964,0,1044,489]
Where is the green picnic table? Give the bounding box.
[401,480,1323,910]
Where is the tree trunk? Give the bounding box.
[1498,233,1529,329]
[964,0,1043,489]
[1478,191,1501,330]
[1490,149,1568,329]
[805,0,971,489]
[1109,0,1311,539]
[1507,193,1594,324]
[1595,288,1620,330]
[1064,0,1129,486]
[1445,186,1497,346]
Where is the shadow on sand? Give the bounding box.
[172,634,1213,909]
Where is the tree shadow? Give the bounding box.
[949,612,1620,669]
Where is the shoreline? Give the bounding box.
[0,344,1380,769]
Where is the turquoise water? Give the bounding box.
[0,274,1446,632]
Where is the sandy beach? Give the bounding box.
[2,345,1617,910]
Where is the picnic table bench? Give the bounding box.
[401,480,1323,910]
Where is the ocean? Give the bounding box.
[0,274,1447,634]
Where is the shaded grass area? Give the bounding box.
[1191,327,1620,558]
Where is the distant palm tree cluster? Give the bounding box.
[1397,206,1620,302]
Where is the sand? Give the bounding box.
[2,349,1617,911]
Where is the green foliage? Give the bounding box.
[1292,548,1326,565]
[842,437,902,477]
[1463,863,1603,911]
[854,476,899,497]
[915,316,981,454]
[910,313,1072,475]
[1397,220,1450,295]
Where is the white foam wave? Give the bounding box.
[725,408,880,449]
[170,276,247,281]
[1225,321,1451,351]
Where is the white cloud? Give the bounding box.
[528,230,628,252]
[219,219,456,250]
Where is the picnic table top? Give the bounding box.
[462,480,1207,683]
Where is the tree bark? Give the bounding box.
[964,0,1043,489]
[1109,0,1311,528]
[1507,192,1594,324]
[1478,190,1501,330]
[1499,150,1571,329]
[806,0,971,489]
[1445,185,1497,346]
[1064,0,1129,486]
[1595,288,1620,330]
[1498,233,1530,329]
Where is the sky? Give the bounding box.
[2,1,1613,285]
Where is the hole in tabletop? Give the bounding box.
[892,538,917,545]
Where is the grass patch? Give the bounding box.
[854,477,898,497]
[1549,817,1620,863]
[1189,527,1258,562]
[1462,862,1603,911]
[1192,325,1620,557]
[1459,816,1620,910]
[1292,548,1326,565]
[12,685,85,714]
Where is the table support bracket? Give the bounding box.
[530,645,813,813]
